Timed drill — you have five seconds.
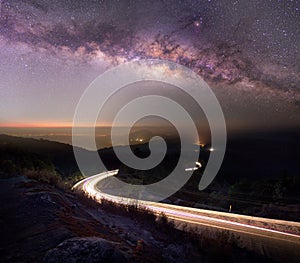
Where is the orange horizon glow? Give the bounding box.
[0,121,74,128]
[0,121,165,128]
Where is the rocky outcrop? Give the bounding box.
[43,237,127,263]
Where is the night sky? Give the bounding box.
[0,0,299,133]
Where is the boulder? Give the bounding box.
[43,237,127,263]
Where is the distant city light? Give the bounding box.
[185,161,202,172]
[196,141,205,147]
[195,161,202,168]
[135,138,144,142]
[185,167,198,171]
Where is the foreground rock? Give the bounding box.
[44,237,127,263]
[0,176,277,263]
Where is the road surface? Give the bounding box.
[73,170,300,261]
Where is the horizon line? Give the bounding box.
[0,122,175,129]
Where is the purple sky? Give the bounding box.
[0,0,299,132]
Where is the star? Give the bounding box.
[0,0,298,128]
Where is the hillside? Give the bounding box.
[0,175,276,263]
[0,133,299,221]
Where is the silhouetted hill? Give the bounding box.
[0,134,87,178]
[1,130,300,183]
[0,132,299,220]
[221,130,300,182]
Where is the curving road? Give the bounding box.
[73,170,300,261]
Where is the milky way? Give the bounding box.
[0,0,299,129]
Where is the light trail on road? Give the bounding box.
[72,170,300,246]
